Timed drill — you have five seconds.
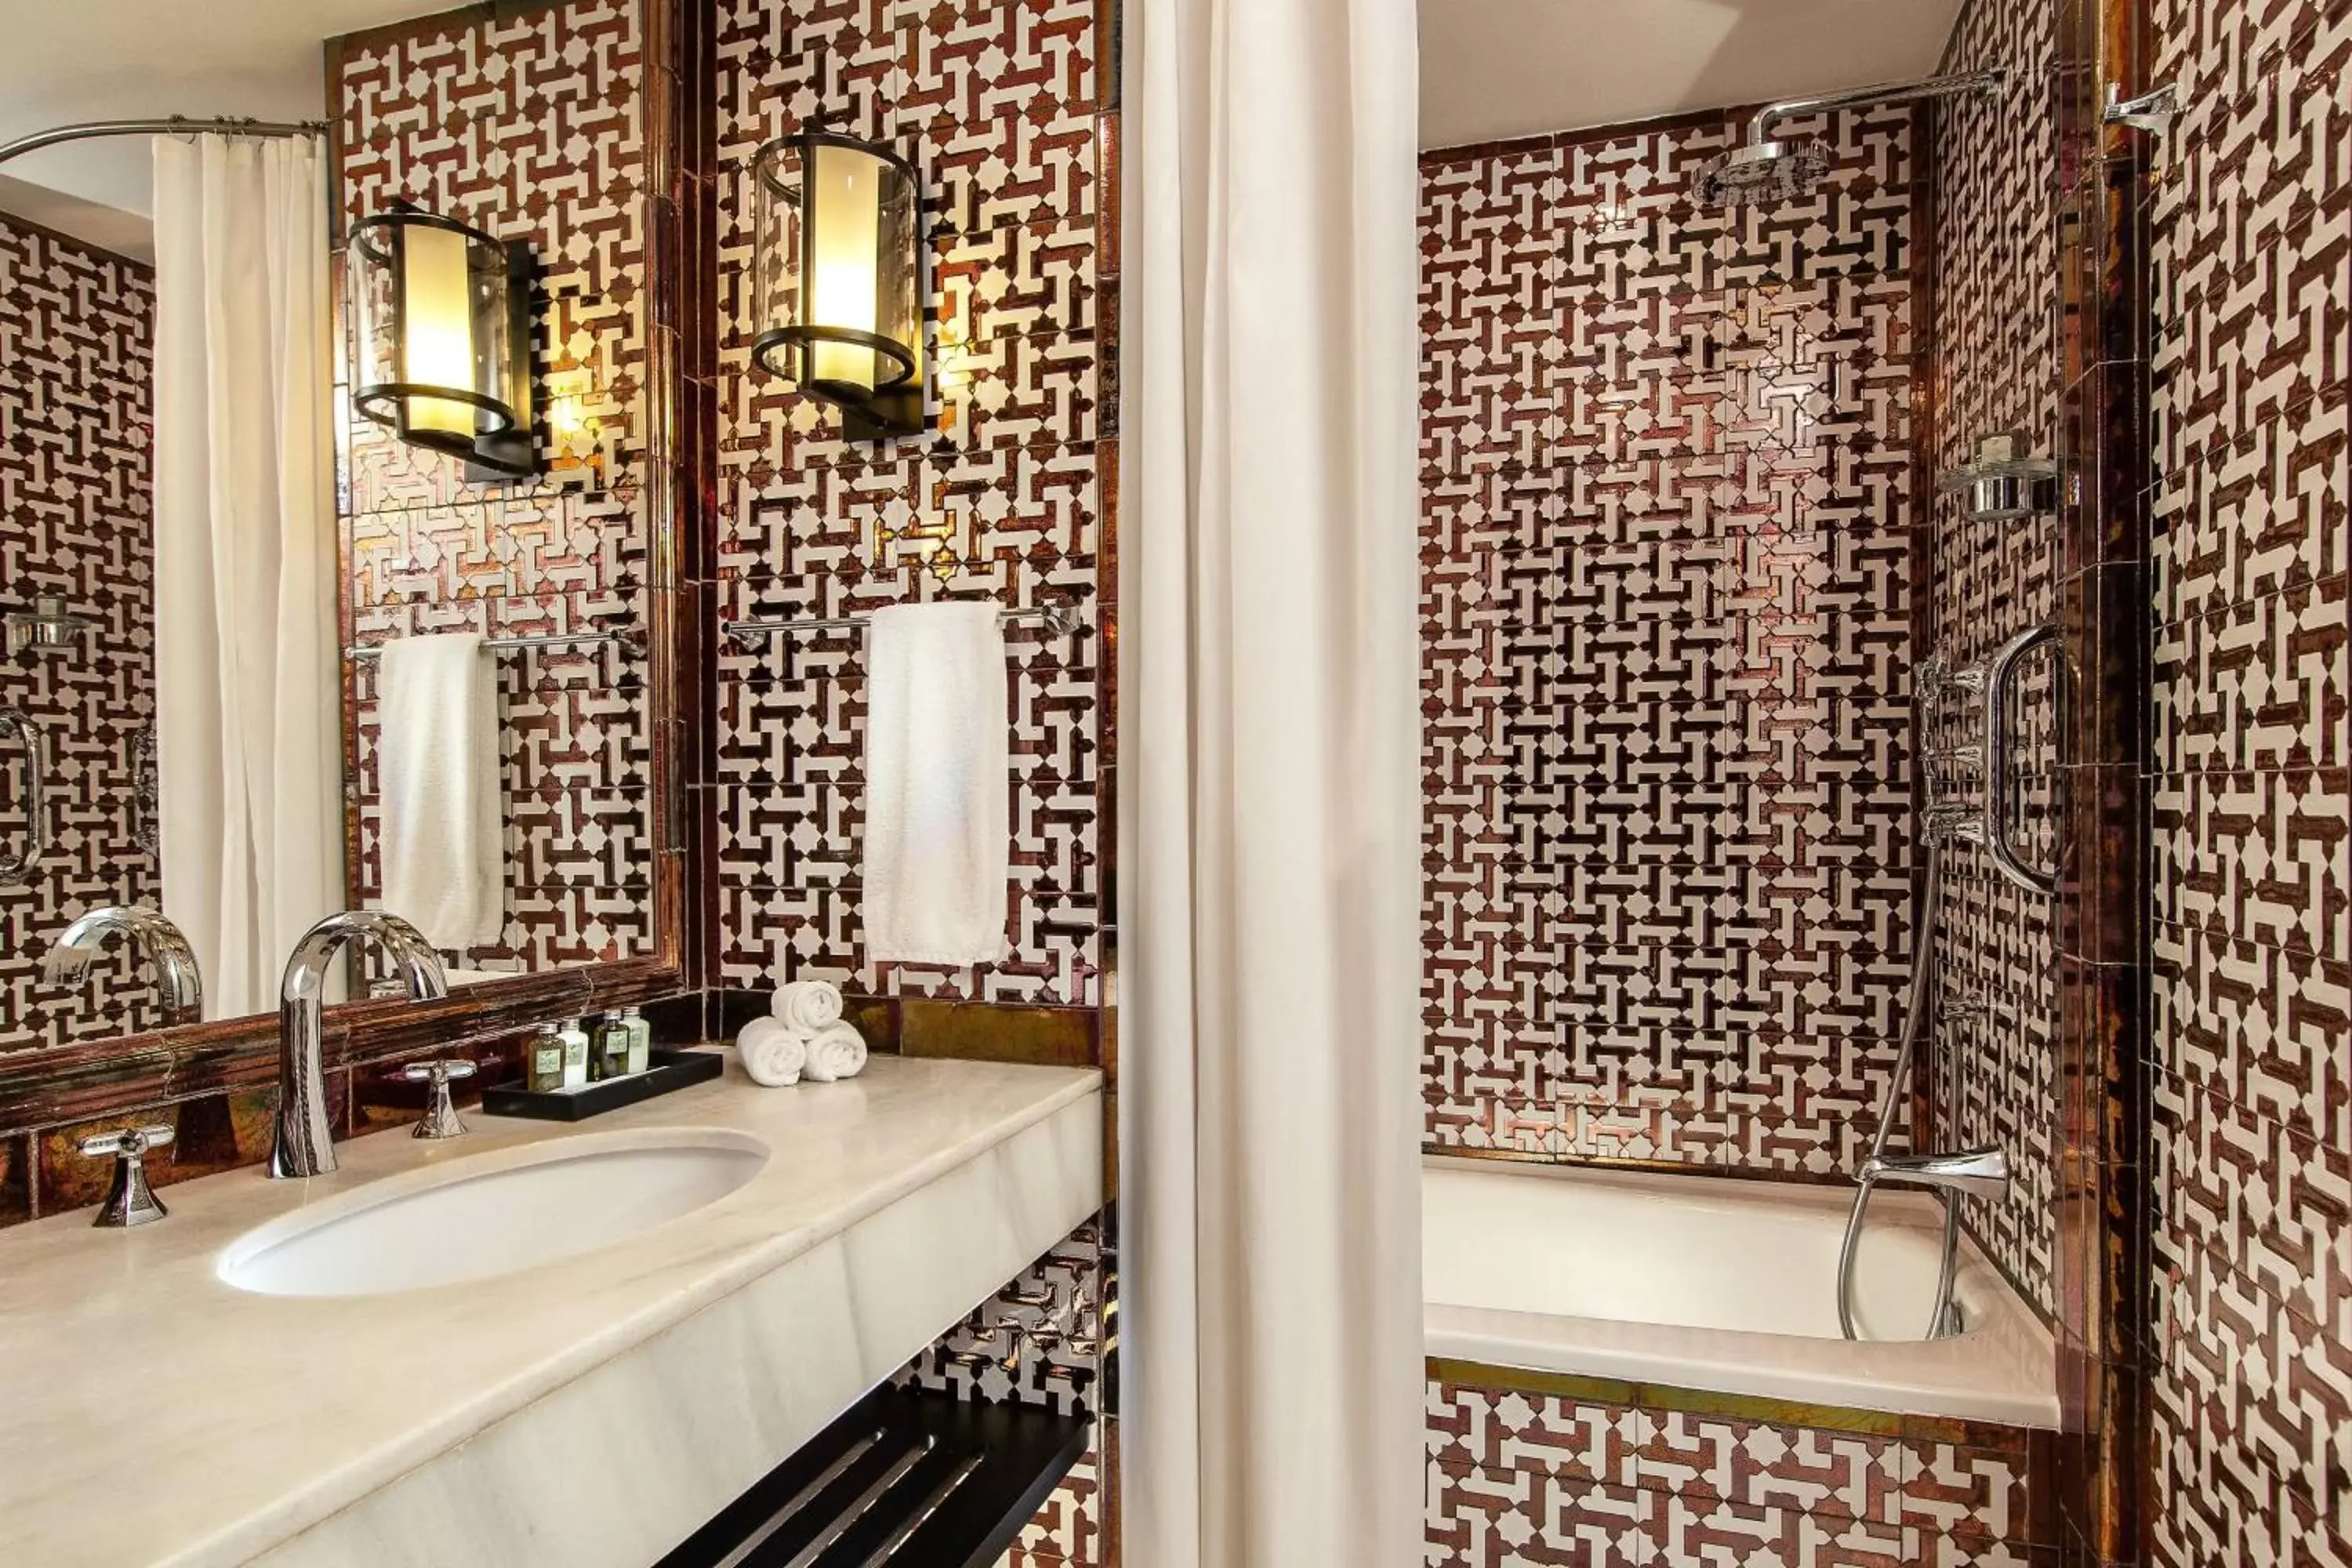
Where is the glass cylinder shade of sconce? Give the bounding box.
[348,208,528,467]
[750,129,922,435]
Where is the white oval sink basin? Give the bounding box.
[218,1127,771,1298]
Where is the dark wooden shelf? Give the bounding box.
[656,1385,1090,1568]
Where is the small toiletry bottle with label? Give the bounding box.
[595,1011,632,1080]
[527,1028,567,1094]
[622,1005,652,1074]
[560,1018,592,1088]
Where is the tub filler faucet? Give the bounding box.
[270,911,448,1179]
[1860,1147,2010,1201]
[1839,1145,2010,1341]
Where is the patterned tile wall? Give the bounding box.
[0,215,165,1050]
[1419,108,1921,1174]
[711,0,1106,1010]
[2146,0,2351,1560]
[710,0,1113,1556]
[1425,1375,2049,1566]
[894,1215,1106,1566]
[332,0,655,975]
[1919,0,2068,1322]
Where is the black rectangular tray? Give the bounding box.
[481,1047,724,1122]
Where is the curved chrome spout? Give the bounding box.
[1861,1146,2012,1202]
[271,912,448,1179]
[44,906,204,1023]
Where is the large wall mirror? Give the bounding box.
[0,0,681,1062]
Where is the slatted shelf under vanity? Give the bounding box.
[656,1386,1090,1568]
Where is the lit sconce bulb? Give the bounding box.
[808,143,880,390]
[401,223,477,438]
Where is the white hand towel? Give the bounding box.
[801,1020,869,1083]
[862,602,1009,964]
[737,1016,807,1087]
[376,633,506,951]
[771,978,844,1031]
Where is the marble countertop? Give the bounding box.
[0,1052,1103,1568]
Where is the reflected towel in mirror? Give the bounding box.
[861,602,1010,965]
[376,633,506,952]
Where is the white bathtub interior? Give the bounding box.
[1422,1156,2060,1427]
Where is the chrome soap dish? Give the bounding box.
[1938,431,2060,522]
[5,595,98,659]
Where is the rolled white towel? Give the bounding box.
[770,978,844,1033]
[801,1021,869,1083]
[737,1015,807,1087]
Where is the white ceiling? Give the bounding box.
[1419,0,1967,150]
[7,0,1970,256]
[0,0,436,259]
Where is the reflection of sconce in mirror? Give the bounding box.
[750,125,924,441]
[1939,431,2060,522]
[348,203,536,481]
[5,595,97,659]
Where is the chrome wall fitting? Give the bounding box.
[77,1123,176,1227]
[2103,82,2180,134]
[1939,432,2061,522]
[1924,802,1985,844]
[0,708,50,887]
[401,1058,479,1139]
[1983,621,2063,895]
[5,596,99,658]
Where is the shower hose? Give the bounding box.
[1835,844,1965,1341]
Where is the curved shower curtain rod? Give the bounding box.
[0,115,328,172]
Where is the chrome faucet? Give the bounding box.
[43,905,204,1023]
[271,911,448,1178]
[1860,1146,2011,1201]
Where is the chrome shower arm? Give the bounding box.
[1751,69,2005,144]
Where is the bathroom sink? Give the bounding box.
[217,1127,771,1297]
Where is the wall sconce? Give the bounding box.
[750,126,924,441]
[348,202,536,480]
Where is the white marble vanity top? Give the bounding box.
[0,1053,1104,1568]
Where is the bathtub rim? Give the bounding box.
[1421,1154,2061,1431]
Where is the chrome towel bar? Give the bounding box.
[721,601,1082,648]
[344,628,641,659]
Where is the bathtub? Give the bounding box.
[1422,1155,2059,1428]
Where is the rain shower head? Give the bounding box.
[1695,68,2004,210]
[1695,137,1830,208]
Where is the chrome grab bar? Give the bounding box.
[1982,622,2060,896]
[0,708,51,886]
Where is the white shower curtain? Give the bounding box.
[1118,0,1425,1560]
[151,135,343,1019]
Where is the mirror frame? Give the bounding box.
[0,0,702,1137]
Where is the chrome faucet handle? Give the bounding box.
[76,1123,176,1227]
[401,1059,477,1141]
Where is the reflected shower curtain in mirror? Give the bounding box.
[1119,0,1425,1559]
[151,135,343,1020]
